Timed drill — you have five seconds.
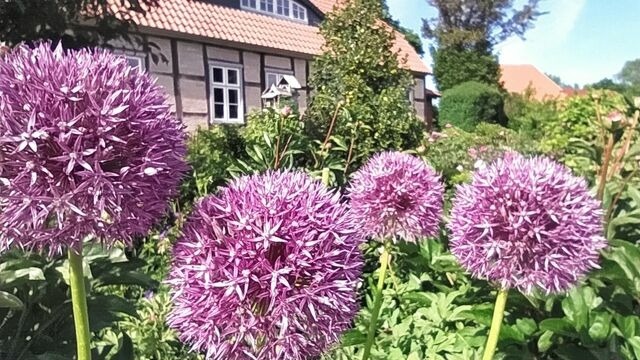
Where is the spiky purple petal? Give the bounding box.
[347,151,444,242]
[0,43,188,255]
[449,153,606,294]
[166,170,363,360]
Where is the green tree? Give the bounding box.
[422,0,543,91]
[618,59,640,87]
[380,0,424,55]
[0,0,157,49]
[306,0,423,170]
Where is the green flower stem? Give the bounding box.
[321,167,331,186]
[362,241,391,360]
[68,249,92,360]
[482,288,509,360]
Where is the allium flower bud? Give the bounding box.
[449,153,606,294]
[0,43,188,255]
[347,151,444,242]
[167,170,363,360]
[280,105,292,117]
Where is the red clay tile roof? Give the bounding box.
[500,64,564,100]
[114,0,429,73]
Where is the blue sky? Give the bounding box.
[387,0,640,87]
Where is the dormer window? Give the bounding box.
[241,0,308,22]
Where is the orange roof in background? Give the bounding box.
[500,64,564,100]
[309,0,338,13]
[114,0,429,73]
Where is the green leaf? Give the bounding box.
[587,312,612,342]
[113,332,134,360]
[539,318,575,337]
[562,286,600,331]
[627,336,640,360]
[0,290,23,309]
[340,329,366,347]
[515,318,537,336]
[537,330,554,352]
[553,344,600,360]
[601,240,640,296]
[0,266,45,286]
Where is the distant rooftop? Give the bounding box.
[500,64,565,100]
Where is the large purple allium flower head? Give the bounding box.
[347,151,444,242]
[449,153,606,294]
[166,170,363,360]
[0,43,188,255]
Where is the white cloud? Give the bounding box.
[497,0,586,64]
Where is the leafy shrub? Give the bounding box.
[504,89,559,140]
[305,0,424,171]
[181,125,244,202]
[420,123,537,185]
[239,107,310,170]
[432,46,501,92]
[0,245,157,360]
[539,90,627,155]
[439,81,506,131]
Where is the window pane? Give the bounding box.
[229,105,239,119]
[227,69,238,85]
[260,0,273,12]
[267,73,278,87]
[241,0,248,6]
[214,104,225,119]
[299,7,305,19]
[250,0,256,7]
[212,67,224,83]
[126,56,143,69]
[213,88,224,103]
[277,0,289,15]
[228,89,239,105]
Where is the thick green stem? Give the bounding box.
[321,167,331,186]
[68,249,91,360]
[362,242,391,360]
[482,288,509,360]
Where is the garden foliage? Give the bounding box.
[305,0,423,170]
[438,81,506,131]
[3,4,640,360]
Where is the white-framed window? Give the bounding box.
[265,70,293,89]
[291,2,306,21]
[209,63,244,124]
[276,0,289,16]
[241,0,307,22]
[124,54,146,71]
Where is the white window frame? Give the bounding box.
[209,63,244,124]
[264,69,293,90]
[124,54,146,71]
[241,0,307,22]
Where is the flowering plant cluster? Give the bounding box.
[449,153,606,294]
[347,151,444,243]
[0,43,187,255]
[167,170,363,360]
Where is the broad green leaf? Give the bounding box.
[340,329,366,347]
[113,332,134,360]
[537,330,554,352]
[515,318,537,336]
[539,318,575,337]
[0,290,23,309]
[627,336,640,360]
[553,344,600,360]
[587,312,612,342]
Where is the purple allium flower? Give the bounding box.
[0,43,187,255]
[347,151,444,242]
[166,170,363,360]
[449,153,606,294]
